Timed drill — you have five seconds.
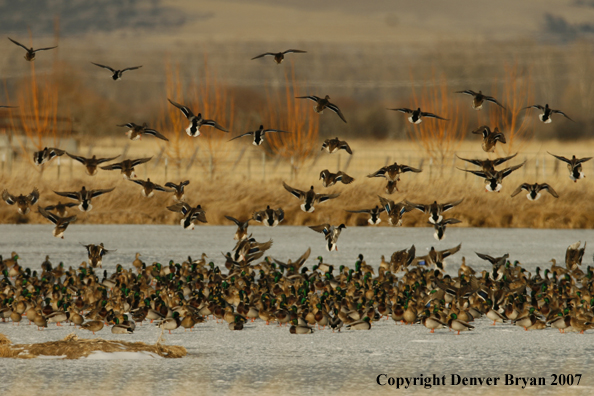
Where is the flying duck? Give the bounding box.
[251,49,307,64]
[229,125,289,145]
[456,152,518,172]
[83,243,113,268]
[471,125,506,152]
[167,202,207,230]
[388,107,448,124]
[296,95,347,123]
[319,169,354,187]
[282,182,340,212]
[510,183,558,200]
[368,162,422,193]
[252,206,284,227]
[458,162,525,192]
[65,153,120,176]
[416,244,462,271]
[2,188,39,215]
[321,137,352,154]
[100,157,153,179]
[128,178,172,197]
[309,224,346,252]
[38,208,77,239]
[378,196,413,226]
[430,218,462,241]
[164,180,190,201]
[548,152,592,182]
[53,186,115,212]
[345,205,385,225]
[91,62,142,80]
[225,215,251,240]
[43,201,78,217]
[8,37,57,61]
[167,98,229,137]
[33,147,65,166]
[118,122,169,141]
[406,198,464,224]
[523,104,573,123]
[455,90,506,110]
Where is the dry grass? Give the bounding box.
[0,137,593,229]
[0,332,186,359]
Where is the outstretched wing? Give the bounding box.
[421,111,448,121]
[400,164,422,173]
[283,182,305,199]
[309,224,331,235]
[251,52,276,60]
[144,128,169,141]
[510,183,530,197]
[492,153,518,166]
[326,102,347,123]
[442,198,464,212]
[367,166,387,178]
[547,152,570,164]
[33,46,57,52]
[455,90,477,96]
[483,95,506,109]
[38,207,58,225]
[522,104,545,111]
[440,243,461,259]
[551,109,573,121]
[500,162,525,178]
[121,65,142,72]
[282,49,307,55]
[538,183,559,198]
[296,95,321,102]
[228,132,254,142]
[471,125,490,138]
[315,192,340,203]
[203,119,229,132]
[90,187,116,198]
[387,108,413,114]
[28,188,40,205]
[167,98,194,119]
[91,62,115,72]
[2,190,16,205]
[8,37,29,51]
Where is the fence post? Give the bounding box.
[57,156,60,180]
[262,151,266,181]
[164,158,168,181]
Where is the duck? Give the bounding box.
[523,104,573,123]
[132,253,144,271]
[252,206,284,227]
[510,183,559,201]
[42,201,78,217]
[156,312,182,334]
[164,180,190,201]
[10,311,22,325]
[80,320,104,334]
[289,319,315,334]
[167,202,207,230]
[471,125,506,152]
[33,311,48,330]
[53,185,115,212]
[46,310,69,326]
[118,122,169,141]
[456,153,518,173]
[65,153,120,176]
[458,162,525,192]
[390,246,416,272]
[228,315,246,330]
[251,49,307,64]
[368,162,422,194]
[378,196,413,226]
[548,152,592,182]
[229,125,289,146]
[387,107,448,124]
[309,224,346,252]
[296,95,347,123]
[430,218,462,241]
[319,169,355,187]
[416,244,462,271]
[447,313,474,335]
[167,98,229,137]
[33,147,65,166]
[406,198,464,224]
[346,316,371,330]
[111,323,134,334]
[91,62,142,80]
[321,137,353,154]
[565,241,586,271]
[83,243,113,268]
[129,178,173,198]
[100,157,153,179]
[37,208,77,239]
[2,188,40,215]
[421,311,447,333]
[283,182,340,212]
[345,205,385,225]
[8,37,57,61]
[455,90,506,110]
[225,216,251,240]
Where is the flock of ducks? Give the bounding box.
[0,240,593,336]
[0,39,592,337]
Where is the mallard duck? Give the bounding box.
[523,104,573,123]
[2,188,39,215]
[10,311,22,325]
[416,244,462,271]
[290,319,315,334]
[100,157,153,179]
[229,315,246,330]
[549,312,571,333]
[421,311,447,333]
[46,310,68,326]
[321,137,352,154]
[167,202,207,230]
[252,206,284,227]
[346,316,371,330]
[83,243,113,268]
[111,323,134,334]
[390,245,416,272]
[319,169,354,187]
[118,122,169,141]
[430,218,462,241]
[548,152,592,182]
[65,152,119,176]
[403,304,417,324]
[455,90,505,110]
[33,147,65,166]
[156,312,181,334]
[296,95,347,123]
[167,99,229,137]
[38,208,77,239]
[129,178,172,198]
[565,241,586,271]
[388,107,448,124]
[283,182,340,212]
[42,202,78,217]
[447,313,474,335]
[8,37,57,61]
[570,316,594,334]
[369,162,422,194]
[406,198,464,224]
[378,196,413,226]
[34,311,48,330]
[345,205,385,225]
[54,186,115,212]
[233,236,273,262]
[510,183,558,200]
[309,224,346,252]
[471,125,506,152]
[456,153,518,173]
[164,180,190,201]
[251,49,307,64]
[458,162,525,192]
[229,125,289,146]
[91,62,142,80]
[80,320,104,334]
[225,216,250,240]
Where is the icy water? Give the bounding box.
[1,224,594,396]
